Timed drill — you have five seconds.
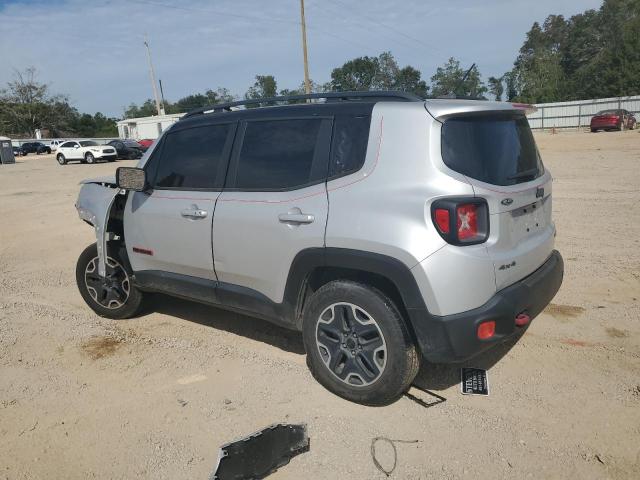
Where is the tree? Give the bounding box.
[430,58,487,98]
[124,99,158,119]
[0,67,76,136]
[487,76,504,101]
[245,75,278,101]
[329,52,428,97]
[508,0,640,102]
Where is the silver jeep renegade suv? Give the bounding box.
[75,91,563,405]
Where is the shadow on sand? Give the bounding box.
[151,294,306,355]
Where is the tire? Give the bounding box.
[46,148,51,154]
[127,152,137,160]
[85,152,95,164]
[302,280,420,406]
[76,243,144,319]
[56,153,66,165]
[591,128,597,133]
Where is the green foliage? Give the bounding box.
[487,76,504,101]
[0,67,78,136]
[509,0,640,102]
[430,58,487,98]
[329,52,428,98]
[245,75,278,100]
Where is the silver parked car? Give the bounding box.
[74,91,563,405]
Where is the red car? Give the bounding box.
[590,109,636,132]
[137,138,155,149]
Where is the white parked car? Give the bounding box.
[56,140,117,165]
[49,139,65,151]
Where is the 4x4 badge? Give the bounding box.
[501,198,513,206]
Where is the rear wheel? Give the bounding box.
[56,153,66,165]
[302,280,420,406]
[590,128,597,133]
[85,152,95,164]
[76,243,144,319]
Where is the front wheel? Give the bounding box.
[56,153,66,165]
[85,152,95,164]
[76,243,145,319]
[302,280,420,406]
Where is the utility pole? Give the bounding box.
[299,0,311,94]
[144,34,164,115]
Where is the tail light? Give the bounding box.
[431,198,489,245]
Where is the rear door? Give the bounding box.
[440,113,554,290]
[212,117,332,303]
[124,121,235,280]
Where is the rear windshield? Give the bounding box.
[595,110,619,115]
[441,114,543,186]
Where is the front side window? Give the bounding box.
[234,118,325,190]
[154,124,231,189]
[60,142,74,148]
[80,141,98,147]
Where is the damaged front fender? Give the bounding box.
[75,180,122,277]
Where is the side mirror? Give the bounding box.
[116,167,147,192]
[74,145,80,148]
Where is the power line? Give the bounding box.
[129,0,370,51]
[322,0,463,61]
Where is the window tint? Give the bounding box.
[154,124,230,189]
[329,115,371,177]
[441,114,543,186]
[235,119,324,190]
[60,142,74,148]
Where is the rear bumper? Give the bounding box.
[408,250,563,363]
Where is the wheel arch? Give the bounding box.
[284,248,427,335]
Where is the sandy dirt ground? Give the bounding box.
[1,131,639,480]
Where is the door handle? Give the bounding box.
[278,212,315,224]
[181,204,208,219]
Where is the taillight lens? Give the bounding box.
[434,209,450,234]
[457,203,480,241]
[431,198,489,246]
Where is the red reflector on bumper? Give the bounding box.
[515,313,530,327]
[477,321,496,340]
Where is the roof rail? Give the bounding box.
[181,90,423,119]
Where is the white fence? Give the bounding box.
[528,95,640,129]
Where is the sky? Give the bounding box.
[0,0,603,117]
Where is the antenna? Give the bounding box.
[450,63,476,98]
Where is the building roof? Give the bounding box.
[116,113,184,126]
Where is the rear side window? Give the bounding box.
[329,115,371,178]
[234,118,328,190]
[441,114,543,186]
[154,124,231,189]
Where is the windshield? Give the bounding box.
[441,114,544,186]
[80,141,99,147]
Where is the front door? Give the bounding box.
[124,122,235,280]
[213,117,332,304]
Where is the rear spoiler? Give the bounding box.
[511,103,538,115]
[424,99,538,121]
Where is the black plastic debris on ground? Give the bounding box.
[461,368,489,395]
[210,423,309,480]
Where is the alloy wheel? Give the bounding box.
[84,256,130,309]
[315,302,387,387]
